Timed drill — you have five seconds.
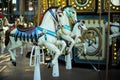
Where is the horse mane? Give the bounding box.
[42,7,59,18]
[41,6,64,25]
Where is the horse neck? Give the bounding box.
[61,12,70,26]
[72,23,81,37]
[68,17,73,29]
[3,19,9,26]
[40,11,57,32]
[64,11,74,30]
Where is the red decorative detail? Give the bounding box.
[0,13,3,18]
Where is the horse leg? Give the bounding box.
[8,48,17,66]
[1,41,5,54]
[20,45,24,55]
[1,36,5,54]
[13,49,17,57]
[83,43,86,54]
[62,35,75,53]
[44,42,61,65]
[65,53,72,69]
[74,37,83,47]
[7,41,22,66]
[44,42,61,77]
[56,40,66,54]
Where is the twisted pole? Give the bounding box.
[37,0,40,26]
[106,0,110,80]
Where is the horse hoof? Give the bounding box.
[64,52,68,55]
[12,61,16,66]
[47,63,53,68]
[10,58,12,61]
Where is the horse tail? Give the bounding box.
[5,30,10,46]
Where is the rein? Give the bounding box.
[49,9,59,32]
[49,9,58,22]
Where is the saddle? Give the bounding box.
[17,25,35,34]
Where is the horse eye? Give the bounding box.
[59,14,62,17]
[72,12,75,14]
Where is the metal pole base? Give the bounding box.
[65,53,72,70]
[52,59,59,77]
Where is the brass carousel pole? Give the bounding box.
[20,0,24,22]
[7,0,10,21]
[98,0,102,70]
[106,0,111,80]
[33,0,36,25]
[37,0,40,26]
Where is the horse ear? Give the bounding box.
[57,7,63,12]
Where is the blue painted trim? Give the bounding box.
[64,25,71,31]
[37,27,56,37]
[64,8,72,18]
[49,9,57,21]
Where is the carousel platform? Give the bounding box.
[0,49,120,80]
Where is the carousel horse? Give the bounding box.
[5,7,66,67]
[63,6,86,43]
[63,6,87,53]
[0,18,10,53]
[1,17,22,54]
[56,6,77,54]
[2,17,32,54]
[55,6,87,69]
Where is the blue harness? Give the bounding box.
[63,25,71,31]
[37,27,56,40]
[49,9,58,22]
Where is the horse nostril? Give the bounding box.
[82,21,85,24]
[78,26,81,29]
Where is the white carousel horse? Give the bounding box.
[1,17,22,54]
[63,6,87,45]
[63,6,87,53]
[56,6,77,54]
[2,17,33,54]
[5,7,66,67]
[56,7,87,69]
[0,18,10,54]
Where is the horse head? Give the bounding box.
[55,7,70,28]
[72,20,87,37]
[64,6,77,24]
[3,17,9,26]
[77,20,87,31]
